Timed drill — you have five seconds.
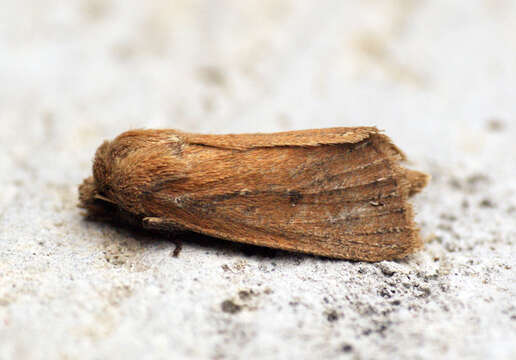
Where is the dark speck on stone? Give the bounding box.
[326,310,339,322]
[479,199,496,208]
[221,300,242,314]
[341,344,353,353]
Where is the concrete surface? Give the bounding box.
[0,1,515,359]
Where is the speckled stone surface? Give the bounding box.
[0,1,515,359]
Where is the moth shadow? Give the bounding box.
[182,232,297,260]
[83,217,310,262]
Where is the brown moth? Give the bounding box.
[79,127,429,261]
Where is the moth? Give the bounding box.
[79,127,429,261]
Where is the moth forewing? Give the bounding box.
[79,127,429,262]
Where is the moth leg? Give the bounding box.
[142,217,187,232]
[142,217,186,257]
[171,239,182,257]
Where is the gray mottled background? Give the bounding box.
[0,1,515,359]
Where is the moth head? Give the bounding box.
[79,130,184,217]
[78,175,116,219]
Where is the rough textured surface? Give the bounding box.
[0,1,515,359]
